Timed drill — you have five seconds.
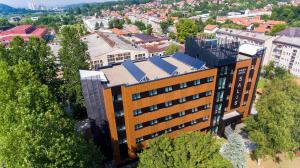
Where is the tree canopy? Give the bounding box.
[221,133,246,168]
[0,36,104,167]
[138,132,232,168]
[244,66,300,159]
[164,44,179,55]
[175,19,198,43]
[58,26,90,114]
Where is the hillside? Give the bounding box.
[0,3,29,14]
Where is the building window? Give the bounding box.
[165,86,173,92]
[150,133,159,138]
[192,94,200,99]
[166,128,172,133]
[118,139,127,144]
[215,103,222,114]
[178,111,186,117]
[149,105,158,111]
[218,77,226,89]
[193,79,201,85]
[115,110,124,117]
[178,124,185,129]
[203,116,209,121]
[216,91,224,102]
[112,94,122,102]
[165,115,173,121]
[132,93,141,100]
[136,137,144,144]
[192,107,198,113]
[207,76,213,82]
[165,101,173,107]
[117,125,126,131]
[206,91,212,96]
[180,82,187,88]
[179,97,186,103]
[133,109,142,116]
[204,104,210,109]
[149,89,158,96]
[220,66,228,75]
[135,123,143,130]
[191,120,197,125]
[150,119,158,125]
[242,101,247,106]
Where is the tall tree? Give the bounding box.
[138,132,232,168]
[0,37,58,97]
[58,26,90,114]
[221,133,246,168]
[244,72,299,159]
[0,61,103,167]
[164,44,179,55]
[175,19,198,43]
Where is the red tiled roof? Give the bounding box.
[0,25,47,44]
[204,24,218,31]
[111,28,127,35]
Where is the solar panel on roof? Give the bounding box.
[122,60,147,82]
[173,53,205,70]
[149,56,178,75]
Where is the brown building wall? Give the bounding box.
[104,68,217,162]
[101,56,261,164]
[227,57,261,117]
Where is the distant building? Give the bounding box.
[271,28,300,77]
[127,33,169,45]
[204,24,219,34]
[0,25,48,44]
[9,16,21,23]
[81,32,149,69]
[80,38,265,164]
[216,28,275,65]
[83,17,110,32]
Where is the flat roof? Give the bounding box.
[274,35,300,48]
[83,53,207,87]
[217,28,273,42]
[81,32,147,58]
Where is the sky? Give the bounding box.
[0,0,112,8]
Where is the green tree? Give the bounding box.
[138,132,232,168]
[0,37,58,96]
[134,21,146,31]
[145,24,152,35]
[221,133,246,168]
[160,18,173,33]
[58,26,90,114]
[0,18,12,29]
[95,22,100,30]
[244,73,299,159]
[0,61,103,167]
[108,18,125,29]
[268,24,286,36]
[164,44,179,55]
[175,19,198,43]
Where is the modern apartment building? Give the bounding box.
[216,28,275,65]
[81,32,149,69]
[80,38,265,164]
[271,28,300,77]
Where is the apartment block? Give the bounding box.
[80,38,264,164]
[271,28,300,77]
[216,28,275,65]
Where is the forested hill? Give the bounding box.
[0,3,29,15]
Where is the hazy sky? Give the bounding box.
[0,0,112,8]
